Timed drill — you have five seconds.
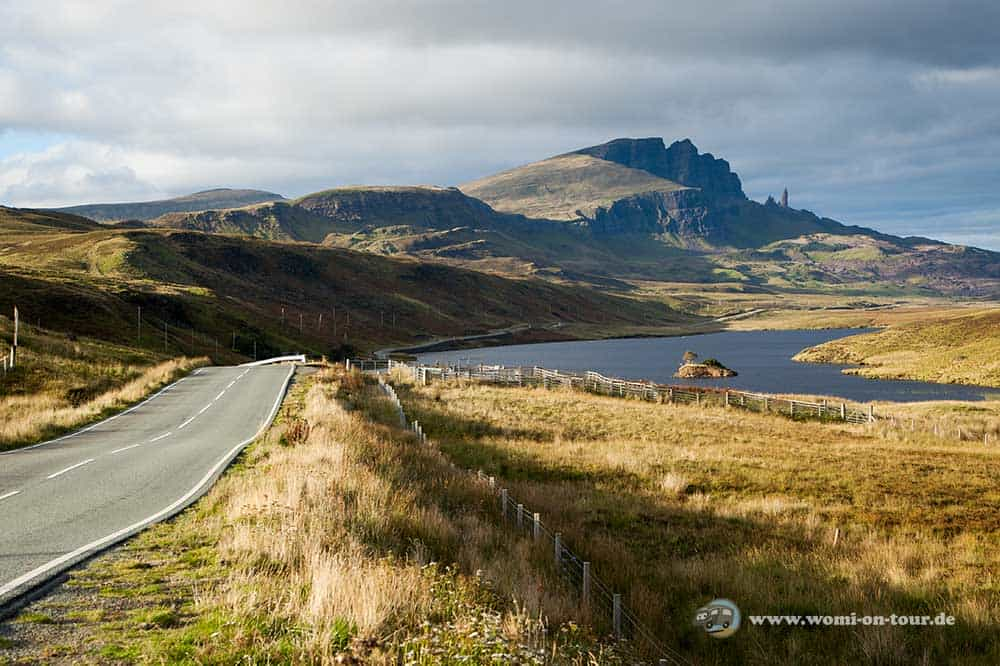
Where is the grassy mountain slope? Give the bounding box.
[50,188,284,222]
[0,207,693,360]
[461,153,690,221]
[794,308,1000,386]
[149,201,352,242]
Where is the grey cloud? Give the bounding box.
[0,1,997,250]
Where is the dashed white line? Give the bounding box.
[149,432,171,443]
[46,459,95,479]
[1,375,189,456]
[0,490,20,501]
[198,405,210,415]
[110,444,142,455]
[178,416,196,430]
[0,364,295,606]
[215,391,225,401]
[226,381,235,389]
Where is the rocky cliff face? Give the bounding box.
[295,186,498,230]
[574,138,744,197]
[584,189,727,245]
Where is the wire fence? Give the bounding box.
[374,372,691,665]
[355,357,999,451]
[359,358,876,425]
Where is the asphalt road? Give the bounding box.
[0,363,295,608]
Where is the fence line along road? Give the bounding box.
[351,358,875,425]
[351,358,998,445]
[374,373,689,666]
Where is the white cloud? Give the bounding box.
[0,0,996,250]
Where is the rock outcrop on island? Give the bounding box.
[674,360,737,378]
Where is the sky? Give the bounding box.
[1,1,999,250]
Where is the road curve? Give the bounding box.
[0,364,295,609]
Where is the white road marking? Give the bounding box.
[215,391,225,401]
[1,375,189,456]
[110,444,142,455]
[0,490,20,502]
[0,364,295,605]
[226,381,235,389]
[178,416,196,430]
[149,432,171,443]
[198,405,210,415]
[46,459,95,479]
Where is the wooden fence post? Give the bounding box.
[533,512,541,541]
[501,489,508,520]
[554,533,562,563]
[516,503,524,529]
[582,562,591,608]
[868,404,875,423]
[841,403,846,420]
[724,391,729,407]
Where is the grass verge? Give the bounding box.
[0,367,628,664]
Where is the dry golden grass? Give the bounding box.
[795,309,1000,388]
[401,379,1000,664]
[0,355,205,450]
[0,368,631,663]
[193,369,618,662]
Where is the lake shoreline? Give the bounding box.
[415,329,1000,403]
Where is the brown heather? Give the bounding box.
[400,377,1000,664]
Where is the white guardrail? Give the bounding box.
[240,354,306,367]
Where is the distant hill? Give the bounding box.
[463,138,861,249]
[461,153,690,222]
[0,205,689,359]
[125,139,1000,297]
[49,188,285,222]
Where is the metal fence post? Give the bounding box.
[554,532,562,563]
[501,489,508,520]
[613,593,622,639]
[516,503,524,529]
[582,562,591,608]
[533,512,540,541]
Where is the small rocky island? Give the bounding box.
[673,351,737,378]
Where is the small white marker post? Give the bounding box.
[11,306,18,368]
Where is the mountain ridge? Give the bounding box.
[49,188,285,222]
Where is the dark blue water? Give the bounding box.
[417,329,1000,403]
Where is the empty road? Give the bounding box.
[0,363,294,608]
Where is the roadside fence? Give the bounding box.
[354,358,999,446]
[372,360,876,425]
[373,372,687,665]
